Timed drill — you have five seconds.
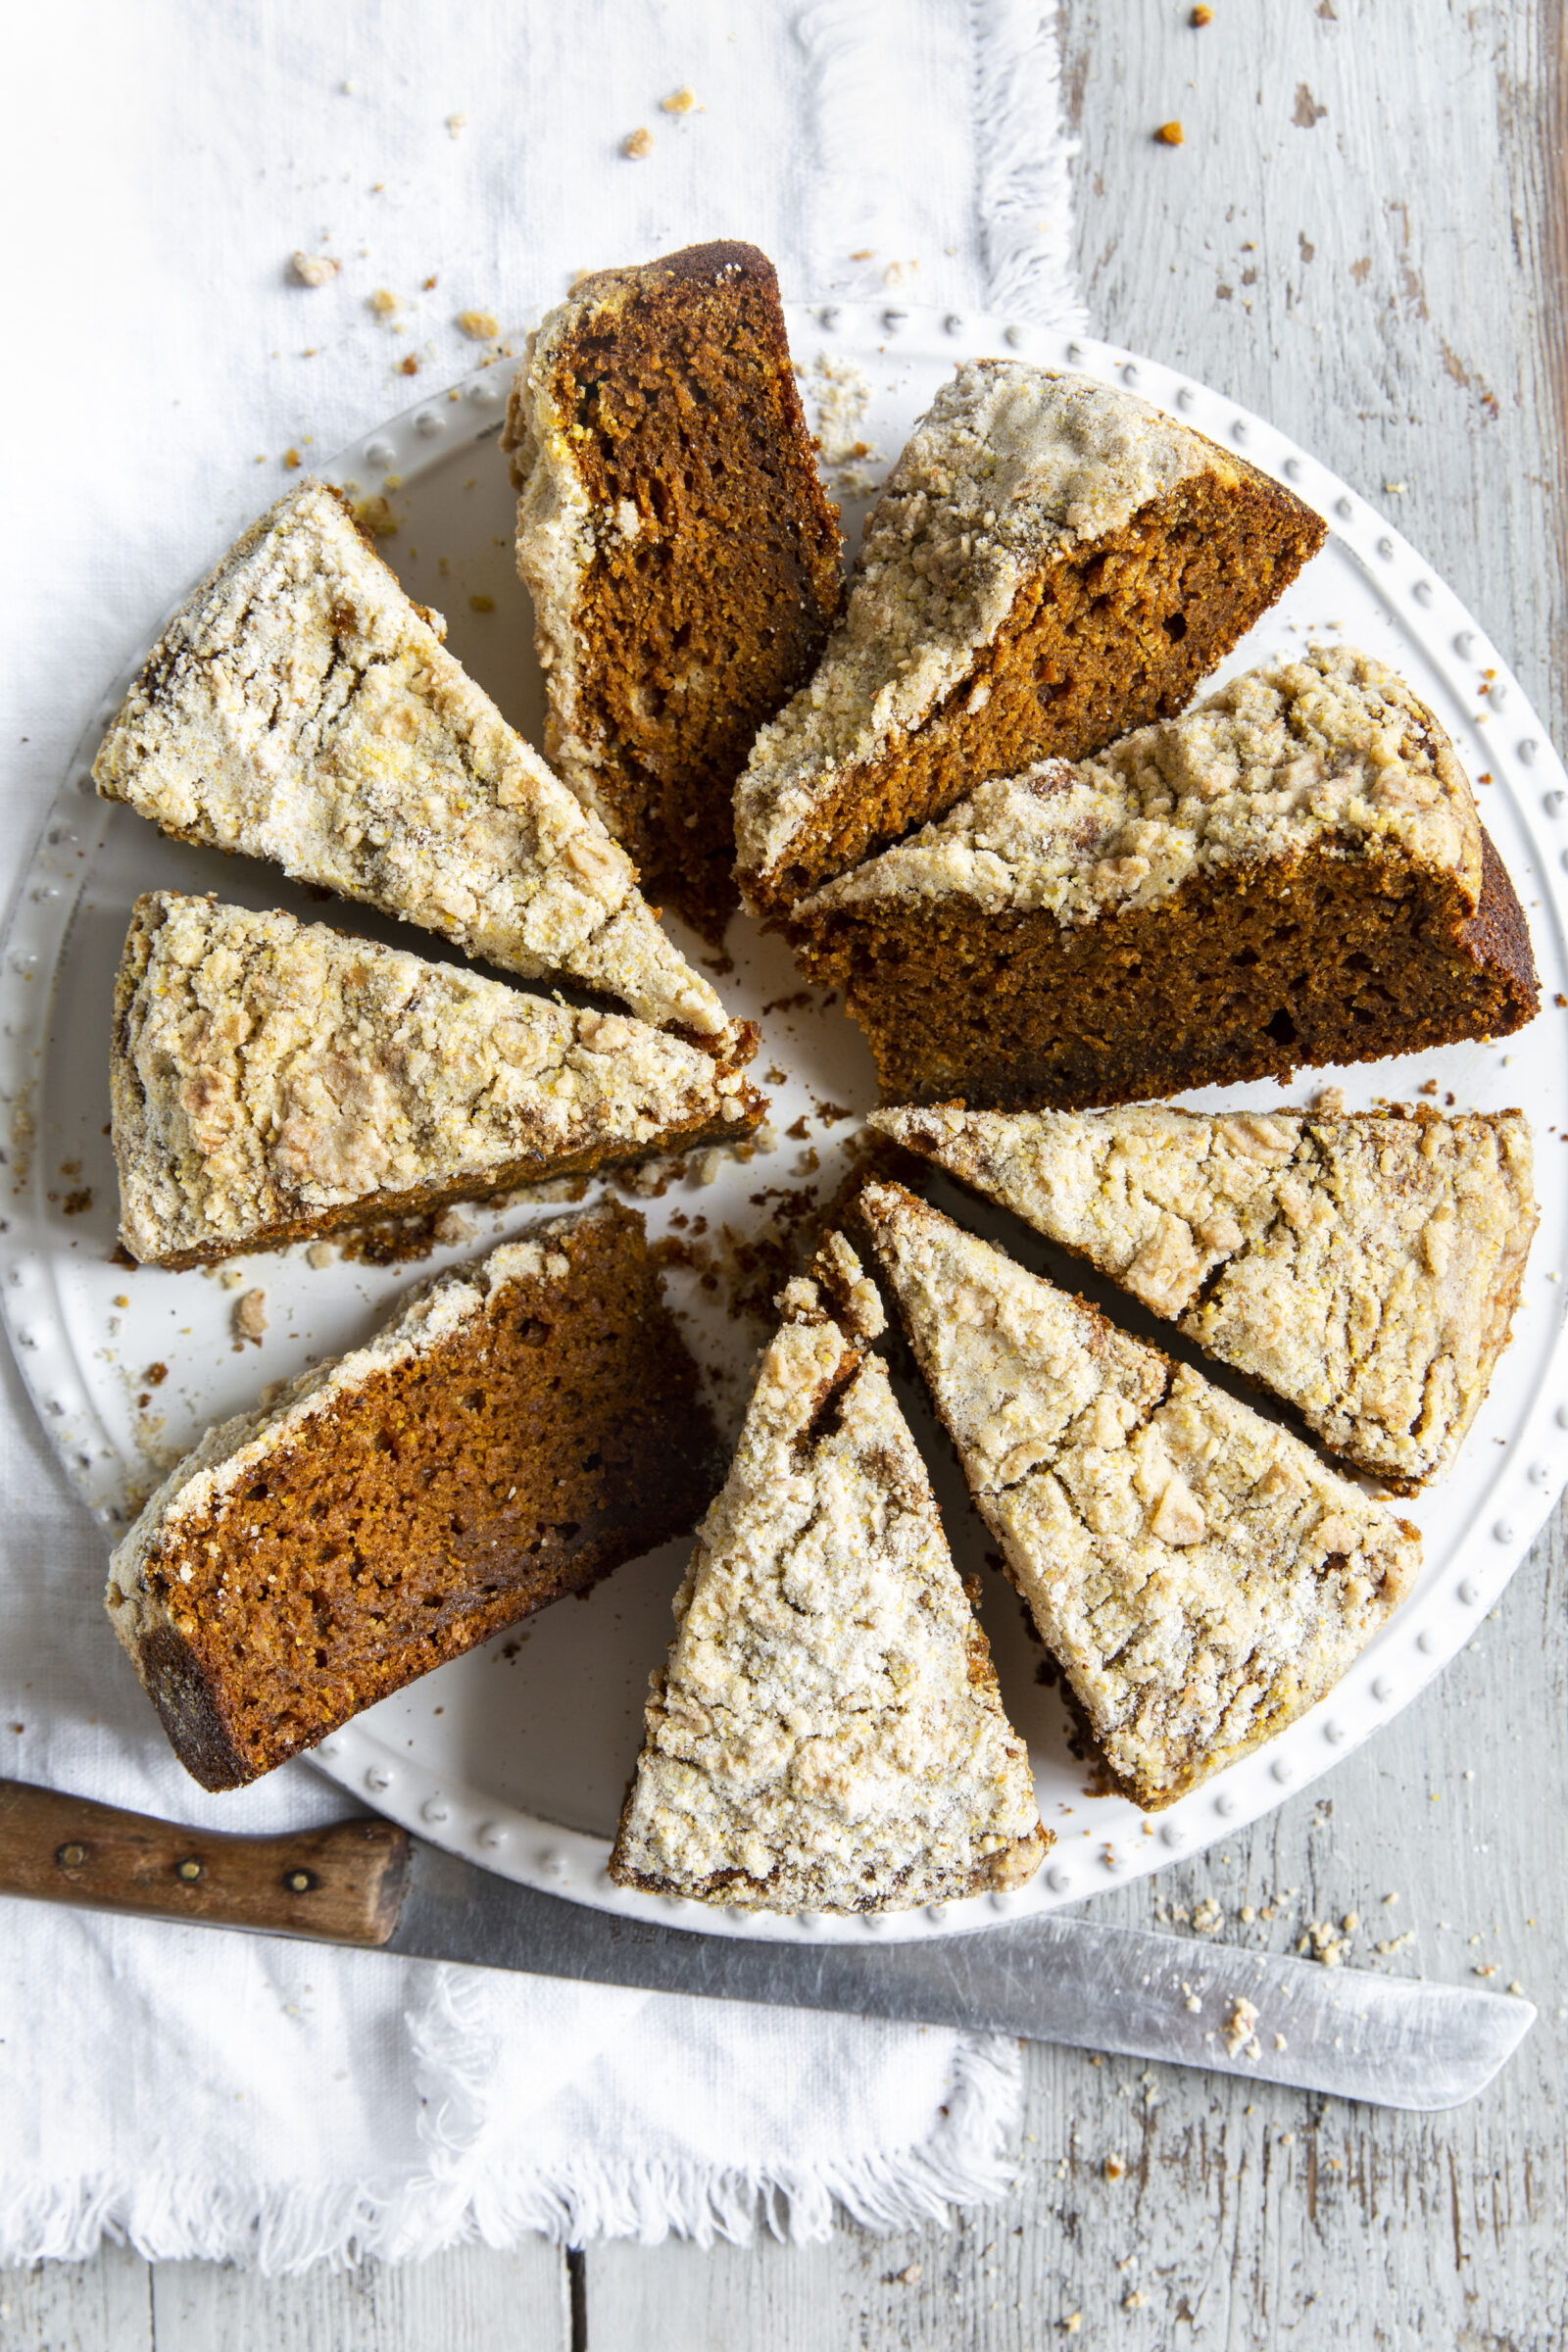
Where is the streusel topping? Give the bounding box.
[612,1268,1046,1911]
[873,1102,1536,1487]
[113,894,760,1262]
[800,647,1482,929]
[856,1181,1418,1806]
[93,480,735,1047]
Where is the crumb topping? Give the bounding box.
[856,1182,1419,1806]
[736,360,1230,891]
[800,647,1483,928]
[874,1101,1536,1487]
[92,479,733,1047]
[113,894,761,1262]
[612,1281,1046,1911]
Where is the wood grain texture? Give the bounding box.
[25,2,1568,2344]
[0,1779,409,1947]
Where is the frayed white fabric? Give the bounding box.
[0,0,1079,2271]
[970,1,1087,327]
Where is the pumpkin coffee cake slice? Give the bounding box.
[797,647,1538,1107]
[114,893,764,1267]
[610,1238,1048,1912]
[93,479,744,1054]
[873,1101,1537,1492]
[108,1203,723,1790]
[735,358,1324,913]
[504,240,844,943]
[855,1182,1419,1810]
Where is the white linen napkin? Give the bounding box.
[0,0,1082,2266]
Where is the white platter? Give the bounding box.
[5,306,1567,1947]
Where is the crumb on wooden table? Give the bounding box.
[291,251,341,287]
[661,85,697,113]
[368,287,401,315]
[623,127,655,159]
[458,308,498,340]
[1155,120,1186,144]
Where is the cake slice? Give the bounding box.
[92,479,744,1054]
[854,1181,1419,1809]
[113,893,765,1268]
[609,1241,1048,1911]
[107,1203,723,1790]
[797,648,1539,1107]
[872,1102,1537,1492]
[504,240,844,944]
[735,360,1324,913]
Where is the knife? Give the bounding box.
[0,1776,1532,2112]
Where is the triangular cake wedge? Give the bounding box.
[610,1241,1048,1911]
[503,240,843,944]
[873,1102,1537,1493]
[796,648,1538,1107]
[735,360,1325,913]
[113,893,766,1268]
[93,479,745,1054]
[107,1203,723,1790]
[855,1182,1420,1810]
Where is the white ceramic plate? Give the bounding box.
[5,306,1567,1946]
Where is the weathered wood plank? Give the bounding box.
[0,2245,152,2352]
[145,2243,568,2352]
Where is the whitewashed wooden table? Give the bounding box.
[6,6,1565,2346]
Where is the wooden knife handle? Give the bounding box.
[0,1776,409,1947]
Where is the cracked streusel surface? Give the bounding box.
[113,893,763,1266]
[873,1101,1536,1490]
[856,1181,1419,1810]
[93,479,740,1051]
[611,1250,1048,1911]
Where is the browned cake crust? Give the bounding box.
[803,825,1538,1109]
[505,241,844,942]
[106,1205,723,1789]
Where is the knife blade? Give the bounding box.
[0,1776,1532,2112]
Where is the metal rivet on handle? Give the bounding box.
[366,1767,391,1793]
[1271,1757,1294,1785]
[817,305,839,327]
[1214,1791,1237,1817]
[1411,580,1434,606]
[1065,342,1085,365]
[1175,385,1195,411]
[1047,1866,1071,1893]
[477,1822,508,1850]
[1416,1629,1438,1654]
[1457,1578,1480,1605]
[945,313,964,334]
[1372,1676,1394,1702]
[420,1795,449,1824]
[1490,681,1508,711]
[1518,739,1540,764]
[1004,323,1024,348]
[1336,497,1354,521]
[1376,536,1395,561]
[468,379,500,405]
[56,1842,86,1869]
[1494,1519,1515,1544]
[175,1856,203,1883]
[1545,791,1566,816]
[1231,418,1248,443]
[925,1902,948,1924]
[1323,1721,1346,1744]
[883,310,906,332]
[415,410,443,438]
[1159,1821,1184,1849]
[1454,629,1476,659]
[364,437,394,465]
[1282,456,1302,481]
[1121,362,1140,385]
